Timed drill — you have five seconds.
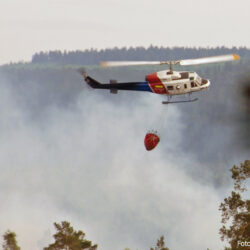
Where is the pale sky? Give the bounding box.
[0,0,250,65]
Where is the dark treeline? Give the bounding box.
[31,46,250,65]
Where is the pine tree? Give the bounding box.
[219,160,250,249]
[44,221,97,250]
[2,230,21,250]
[150,235,170,250]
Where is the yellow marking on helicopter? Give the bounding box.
[233,54,240,60]
[101,61,108,67]
[155,85,164,88]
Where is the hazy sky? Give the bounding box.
[1,0,250,65]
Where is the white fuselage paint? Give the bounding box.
[155,70,210,96]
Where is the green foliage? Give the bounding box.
[150,235,170,250]
[2,230,21,250]
[219,160,250,249]
[44,221,97,250]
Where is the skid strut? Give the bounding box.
[162,98,198,104]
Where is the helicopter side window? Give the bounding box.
[167,86,174,90]
[180,72,189,79]
[191,81,197,88]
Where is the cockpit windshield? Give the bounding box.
[196,76,202,85]
[196,76,208,85]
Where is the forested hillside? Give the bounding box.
[0,47,249,187]
[31,46,250,65]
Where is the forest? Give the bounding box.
[30,46,250,65]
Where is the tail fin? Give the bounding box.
[78,68,102,88]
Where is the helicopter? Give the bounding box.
[80,54,240,104]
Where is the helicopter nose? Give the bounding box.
[206,79,210,87]
[202,78,210,88]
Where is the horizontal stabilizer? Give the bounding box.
[110,79,118,94]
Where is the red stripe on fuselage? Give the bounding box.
[146,73,168,94]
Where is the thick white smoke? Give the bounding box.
[0,74,224,250]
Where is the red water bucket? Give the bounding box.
[144,132,160,151]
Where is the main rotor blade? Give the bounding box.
[101,61,170,67]
[179,54,240,66]
[101,54,240,67]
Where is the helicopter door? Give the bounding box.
[191,81,198,88]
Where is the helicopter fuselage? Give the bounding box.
[146,70,210,96]
[83,69,210,97]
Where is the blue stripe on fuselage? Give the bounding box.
[134,82,152,92]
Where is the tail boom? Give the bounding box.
[84,74,152,93]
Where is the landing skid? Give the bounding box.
[162,97,198,104]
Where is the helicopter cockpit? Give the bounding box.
[196,75,209,86]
